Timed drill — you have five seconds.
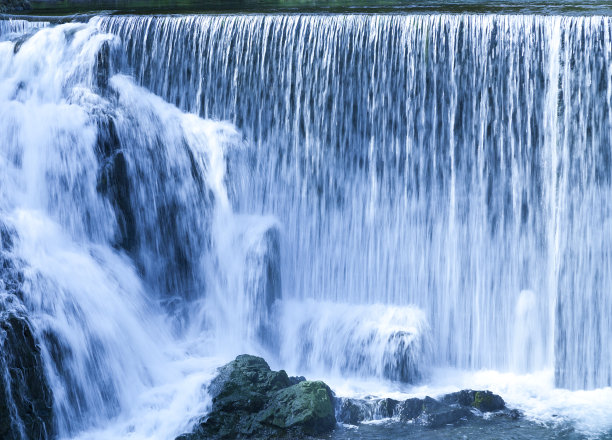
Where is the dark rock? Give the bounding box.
[399,395,472,427]
[0,227,54,440]
[473,390,505,412]
[257,380,336,435]
[177,354,336,439]
[92,98,216,315]
[0,224,13,250]
[289,375,306,385]
[0,306,54,440]
[95,116,136,253]
[398,397,423,422]
[208,355,291,413]
[441,389,505,412]
[417,396,472,428]
[376,397,399,418]
[336,389,511,429]
[441,389,477,407]
[338,398,366,425]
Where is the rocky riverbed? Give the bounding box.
[176,354,539,439]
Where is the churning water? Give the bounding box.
[1,12,612,440]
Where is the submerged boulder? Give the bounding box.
[416,396,472,428]
[441,389,505,412]
[177,354,336,439]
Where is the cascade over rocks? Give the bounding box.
[176,354,336,439]
[441,389,506,412]
[242,224,282,348]
[0,226,54,440]
[0,306,54,440]
[337,389,508,428]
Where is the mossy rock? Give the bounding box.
[441,389,505,412]
[258,380,335,435]
[177,355,336,439]
[473,390,505,412]
[208,354,291,413]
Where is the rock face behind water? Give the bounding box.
[177,355,336,439]
[0,307,54,440]
[0,227,54,440]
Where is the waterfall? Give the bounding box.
[98,14,612,390]
[0,18,47,37]
[1,11,612,439]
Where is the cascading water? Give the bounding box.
[1,10,612,440]
[0,19,267,439]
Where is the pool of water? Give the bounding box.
[329,418,591,440]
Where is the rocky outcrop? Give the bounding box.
[177,355,336,439]
[337,389,508,428]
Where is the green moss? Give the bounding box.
[179,355,336,439]
[472,390,504,412]
[258,380,336,435]
[473,391,492,409]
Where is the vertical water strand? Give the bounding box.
[545,15,561,376]
[0,18,47,38]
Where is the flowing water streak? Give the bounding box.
[99,14,612,390]
[0,18,47,38]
